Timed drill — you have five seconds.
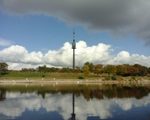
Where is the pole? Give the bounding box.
[71,30,76,120]
[72,30,76,70]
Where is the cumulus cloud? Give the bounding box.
[0,41,149,70]
[0,45,43,65]
[1,0,150,43]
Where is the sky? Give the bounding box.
[0,0,150,70]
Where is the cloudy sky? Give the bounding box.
[0,0,150,69]
[1,92,150,120]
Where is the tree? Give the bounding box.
[84,62,94,72]
[104,65,116,75]
[0,62,8,75]
[133,64,148,76]
[38,65,46,72]
[94,64,103,75]
[21,68,36,72]
[116,65,126,76]
[82,64,90,77]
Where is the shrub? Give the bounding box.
[111,75,117,80]
[42,75,45,78]
[78,76,84,80]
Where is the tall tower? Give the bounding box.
[70,29,76,120]
[72,29,76,70]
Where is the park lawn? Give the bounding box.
[0,71,149,81]
[0,71,85,80]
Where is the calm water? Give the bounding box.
[0,84,150,120]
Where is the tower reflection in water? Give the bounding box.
[68,93,102,120]
[68,93,76,120]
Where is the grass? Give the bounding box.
[0,71,84,80]
[0,71,149,81]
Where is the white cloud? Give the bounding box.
[0,45,43,66]
[109,51,150,67]
[0,92,150,120]
[0,40,149,70]
[0,38,12,47]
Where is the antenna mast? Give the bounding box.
[70,29,76,120]
[72,29,76,70]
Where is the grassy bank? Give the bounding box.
[0,71,103,80]
[0,71,150,81]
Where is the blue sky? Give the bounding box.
[0,0,150,69]
[0,11,149,55]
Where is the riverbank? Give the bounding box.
[0,79,150,86]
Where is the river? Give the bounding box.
[0,84,150,120]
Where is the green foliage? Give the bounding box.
[42,74,45,78]
[111,75,117,80]
[78,76,84,79]
[0,61,149,80]
[0,62,8,75]
[84,62,94,72]
[115,64,149,76]
[93,64,103,75]
[2,71,83,80]
[82,64,90,77]
[36,65,81,73]
[103,65,116,75]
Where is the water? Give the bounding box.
[0,84,150,120]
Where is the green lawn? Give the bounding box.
[0,71,149,81]
[0,71,84,80]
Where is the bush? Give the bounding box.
[42,74,45,78]
[78,76,84,80]
[111,75,117,80]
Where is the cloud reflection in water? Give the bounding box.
[0,92,150,120]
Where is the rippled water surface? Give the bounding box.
[0,84,150,120]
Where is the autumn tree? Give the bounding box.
[84,62,94,73]
[82,64,90,77]
[133,64,148,76]
[103,65,117,75]
[93,64,103,75]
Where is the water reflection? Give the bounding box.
[0,88,6,101]
[68,93,76,120]
[0,85,150,120]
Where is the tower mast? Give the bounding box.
[72,29,76,70]
[71,29,76,120]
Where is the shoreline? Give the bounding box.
[0,79,150,86]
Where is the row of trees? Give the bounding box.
[22,62,150,76]
[82,62,150,76]
[0,62,150,77]
[22,65,81,73]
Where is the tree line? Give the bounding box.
[0,62,8,75]
[82,62,150,77]
[0,62,150,77]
